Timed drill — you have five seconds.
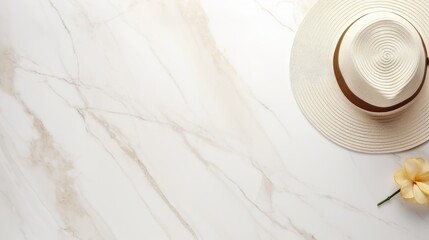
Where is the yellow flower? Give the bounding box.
[394,157,429,204]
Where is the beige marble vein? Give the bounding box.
[1,0,429,239]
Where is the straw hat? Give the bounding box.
[290,0,429,153]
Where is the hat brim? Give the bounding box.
[290,0,429,153]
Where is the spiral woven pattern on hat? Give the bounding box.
[290,0,429,153]
[352,20,420,99]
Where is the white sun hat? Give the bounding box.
[290,0,429,153]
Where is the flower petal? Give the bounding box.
[400,183,414,199]
[404,158,425,180]
[416,182,429,195]
[423,162,429,172]
[413,185,429,204]
[418,171,429,182]
[394,168,411,186]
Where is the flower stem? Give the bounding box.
[377,189,401,207]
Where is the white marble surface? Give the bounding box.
[1,0,429,239]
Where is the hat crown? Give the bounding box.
[291,0,429,153]
[338,12,426,110]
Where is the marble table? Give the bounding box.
[1,0,428,239]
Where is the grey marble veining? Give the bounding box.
[1,0,428,239]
